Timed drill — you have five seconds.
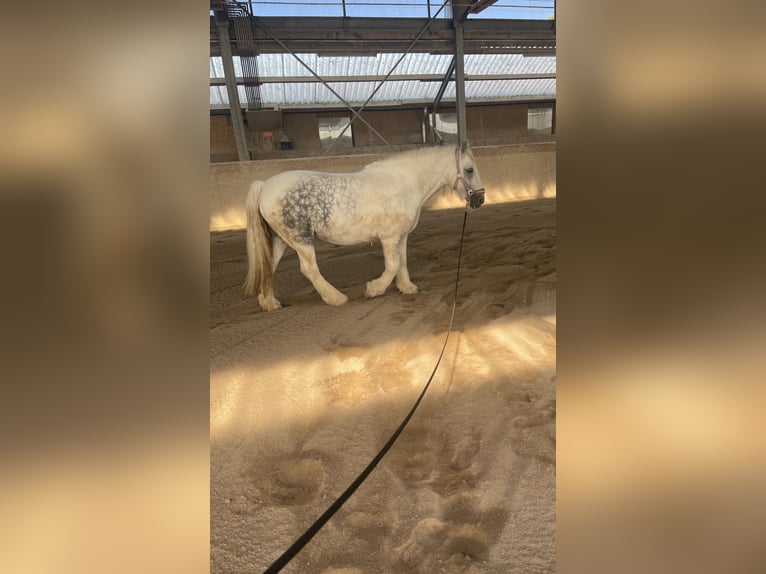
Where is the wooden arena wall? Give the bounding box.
[209,142,555,232]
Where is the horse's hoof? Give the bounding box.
[258,294,282,311]
[325,293,348,306]
[365,282,385,298]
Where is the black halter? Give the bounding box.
[453,147,485,206]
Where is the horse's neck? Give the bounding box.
[410,149,454,202]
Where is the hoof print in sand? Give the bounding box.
[445,524,491,562]
[450,435,482,471]
[264,457,326,505]
[395,518,448,568]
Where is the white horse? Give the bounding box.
[244,144,485,311]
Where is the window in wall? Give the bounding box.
[318,117,353,150]
[528,107,553,135]
[428,112,458,143]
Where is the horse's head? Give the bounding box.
[453,143,486,209]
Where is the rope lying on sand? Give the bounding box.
[262,208,471,574]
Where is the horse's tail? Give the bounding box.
[243,180,274,297]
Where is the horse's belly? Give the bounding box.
[317,209,415,245]
[315,226,374,246]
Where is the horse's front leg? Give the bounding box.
[365,235,403,298]
[395,234,418,295]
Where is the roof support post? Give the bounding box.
[215,15,250,162]
[453,22,467,146]
[452,0,470,147]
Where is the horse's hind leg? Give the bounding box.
[257,235,287,311]
[272,235,287,272]
[366,235,403,298]
[291,242,348,306]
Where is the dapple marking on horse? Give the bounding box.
[244,144,485,310]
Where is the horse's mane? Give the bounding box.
[363,145,452,171]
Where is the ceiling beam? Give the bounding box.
[467,0,500,16]
[210,94,556,112]
[210,16,556,56]
[209,73,556,86]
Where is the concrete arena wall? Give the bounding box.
[209,142,555,232]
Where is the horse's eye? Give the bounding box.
[466,167,474,174]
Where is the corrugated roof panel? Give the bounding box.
[211,53,556,106]
[214,53,556,80]
[246,1,343,18]
[211,85,251,105]
[443,78,557,100]
[464,54,556,75]
[472,2,554,21]
[215,78,555,106]
[210,86,224,105]
[344,0,430,19]
[210,56,245,78]
[211,53,554,81]
[210,57,222,78]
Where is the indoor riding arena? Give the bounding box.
[209,2,556,572]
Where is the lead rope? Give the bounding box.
[262,208,471,574]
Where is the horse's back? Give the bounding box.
[261,169,351,199]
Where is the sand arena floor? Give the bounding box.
[210,197,556,573]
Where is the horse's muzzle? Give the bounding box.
[469,191,485,209]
